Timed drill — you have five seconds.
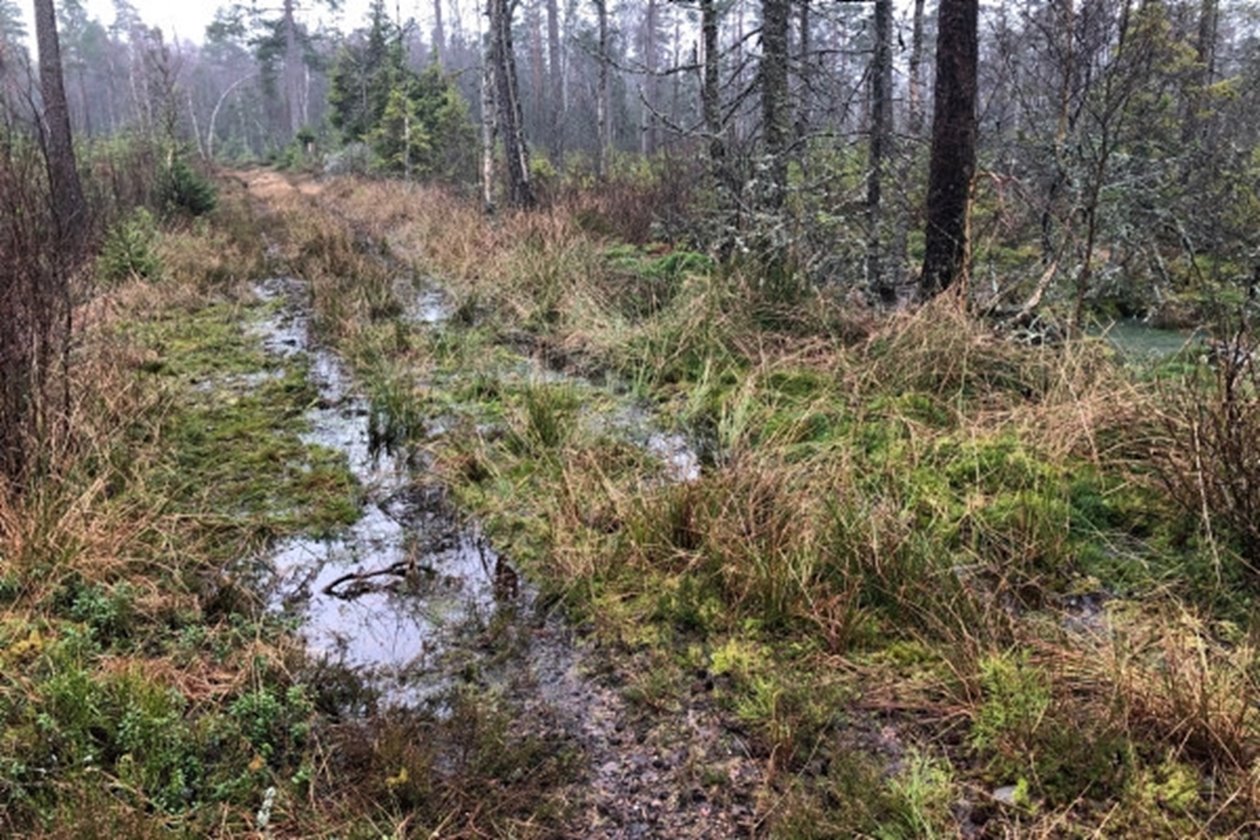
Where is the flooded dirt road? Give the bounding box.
[242,249,762,836]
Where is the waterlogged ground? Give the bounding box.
[253,276,501,705]
[233,198,764,836]
[212,170,1260,838]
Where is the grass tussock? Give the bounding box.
[0,175,581,838]
[278,174,1260,836]
[18,168,1251,837]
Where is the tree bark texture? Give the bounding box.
[490,0,535,208]
[34,0,85,243]
[759,0,790,209]
[546,0,563,158]
[908,0,927,135]
[867,0,894,298]
[640,0,658,155]
[595,0,610,178]
[1041,0,1075,263]
[921,0,978,297]
[283,0,303,138]
[793,0,811,144]
[1182,0,1218,146]
[433,0,446,64]
[481,3,498,212]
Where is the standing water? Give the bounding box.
[246,272,758,834]
[252,277,502,706]
[1096,318,1204,362]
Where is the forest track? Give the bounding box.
[237,170,766,838]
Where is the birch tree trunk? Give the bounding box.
[595,0,610,179]
[481,4,498,212]
[490,0,535,208]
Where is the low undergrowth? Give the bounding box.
[278,173,1260,837]
[0,178,578,837]
[47,170,1247,836]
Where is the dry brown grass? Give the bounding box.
[237,171,1259,837]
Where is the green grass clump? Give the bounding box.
[227,173,1260,838]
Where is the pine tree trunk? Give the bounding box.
[793,0,811,145]
[867,0,894,298]
[433,0,446,65]
[528,0,545,142]
[283,0,302,139]
[34,0,85,242]
[546,0,563,159]
[920,0,978,297]
[1182,0,1218,147]
[907,0,927,136]
[640,0,658,156]
[760,0,790,209]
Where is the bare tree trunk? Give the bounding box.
[867,0,894,298]
[700,0,723,177]
[793,0,811,145]
[734,0,746,142]
[527,0,545,142]
[920,0,978,297]
[1196,0,1219,86]
[481,6,498,212]
[75,65,92,137]
[640,0,658,155]
[546,0,563,159]
[1182,0,1218,147]
[594,0,610,179]
[208,75,253,160]
[760,0,790,209]
[34,0,85,243]
[892,0,927,290]
[490,0,535,208]
[1041,0,1075,263]
[669,15,681,151]
[907,0,927,136]
[283,0,302,139]
[433,0,446,65]
[188,90,205,159]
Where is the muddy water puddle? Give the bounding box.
[249,277,699,706]
[252,277,506,706]
[246,274,758,834]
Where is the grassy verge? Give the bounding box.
[280,173,1259,838]
[0,179,577,838]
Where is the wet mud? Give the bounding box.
[248,273,762,836]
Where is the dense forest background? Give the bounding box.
[5,0,1259,314]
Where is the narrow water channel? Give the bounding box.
[252,276,502,706]
[244,269,755,835]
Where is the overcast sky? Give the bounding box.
[15,0,435,46]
